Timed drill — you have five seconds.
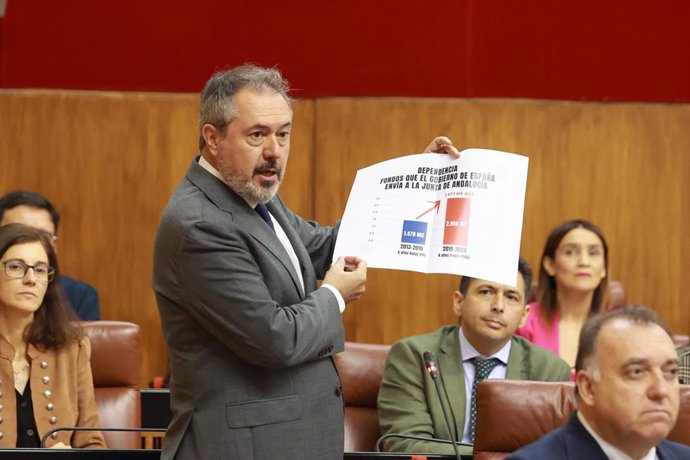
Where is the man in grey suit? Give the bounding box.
[153,65,458,459]
[378,257,571,455]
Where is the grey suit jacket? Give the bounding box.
[153,158,346,460]
[377,325,571,455]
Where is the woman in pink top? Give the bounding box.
[516,220,609,368]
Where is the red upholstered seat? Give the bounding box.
[334,342,391,452]
[472,380,690,460]
[82,321,141,449]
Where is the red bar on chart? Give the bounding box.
[443,198,470,246]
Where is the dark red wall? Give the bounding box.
[1,0,689,101]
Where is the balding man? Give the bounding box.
[509,305,690,460]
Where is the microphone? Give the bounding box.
[423,351,462,460]
[424,351,440,379]
[375,432,472,454]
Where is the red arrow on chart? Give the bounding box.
[416,200,441,220]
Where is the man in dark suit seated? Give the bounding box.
[509,305,690,460]
[0,190,100,320]
[378,257,571,455]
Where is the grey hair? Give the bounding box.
[198,65,291,151]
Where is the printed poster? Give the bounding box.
[333,149,529,286]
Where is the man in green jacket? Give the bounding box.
[377,257,570,455]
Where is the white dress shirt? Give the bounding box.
[578,411,658,460]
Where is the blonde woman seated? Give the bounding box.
[516,219,609,368]
[0,224,105,448]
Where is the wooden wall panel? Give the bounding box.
[1,91,687,383]
[314,98,690,344]
[0,90,315,384]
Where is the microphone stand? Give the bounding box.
[423,351,462,460]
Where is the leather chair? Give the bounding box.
[82,321,141,449]
[472,380,690,460]
[333,342,391,452]
[529,279,626,309]
[606,280,627,309]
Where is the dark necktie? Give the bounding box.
[469,357,501,441]
[255,203,275,232]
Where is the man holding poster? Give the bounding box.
[153,64,459,460]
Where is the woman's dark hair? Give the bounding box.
[538,219,609,324]
[0,223,81,349]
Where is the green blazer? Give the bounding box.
[377,325,571,455]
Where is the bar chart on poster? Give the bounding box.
[334,149,528,286]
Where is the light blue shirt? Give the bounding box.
[458,327,511,444]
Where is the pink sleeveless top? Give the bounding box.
[516,302,560,355]
[516,302,576,380]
